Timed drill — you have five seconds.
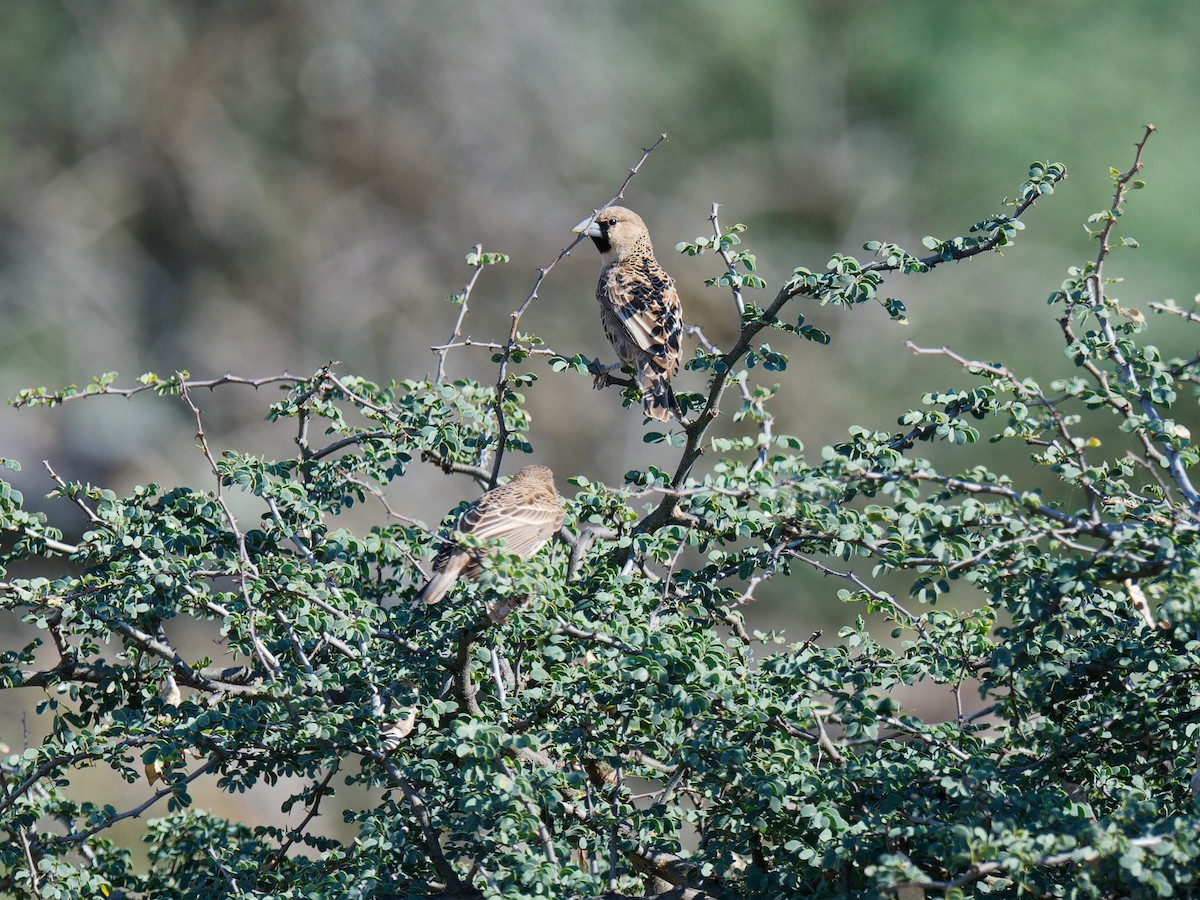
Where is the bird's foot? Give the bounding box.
[588,358,620,390]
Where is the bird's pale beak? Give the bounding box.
[571,215,602,238]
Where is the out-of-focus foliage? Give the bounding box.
[4,134,1200,897]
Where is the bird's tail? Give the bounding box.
[641,368,680,422]
[415,554,469,605]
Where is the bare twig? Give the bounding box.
[436,244,485,384]
[709,202,745,317]
[431,338,556,357]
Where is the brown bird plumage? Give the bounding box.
[416,465,564,605]
[572,207,683,422]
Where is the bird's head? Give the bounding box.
[571,206,651,261]
[513,464,557,490]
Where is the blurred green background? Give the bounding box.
[2,0,1199,856]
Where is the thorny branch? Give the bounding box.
[1080,126,1200,513]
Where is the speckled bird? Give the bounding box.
[572,207,683,422]
[416,465,564,605]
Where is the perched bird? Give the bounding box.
[380,706,417,754]
[377,682,419,754]
[572,206,683,422]
[416,465,564,605]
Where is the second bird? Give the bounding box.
[416,465,564,605]
[572,207,683,422]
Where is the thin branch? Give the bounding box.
[879,715,971,762]
[553,618,635,654]
[12,372,304,409]
[41,460,103,527]
[901,833,1171,893]
[709,202,745,318]
[267,761,341,871]
[560,523,619,580]
[18,825,42,898]
[436,244,486,384]
[560,800,712,894]
[0,532,80,557]
[811,711,846,766]
[207,847,245,896]
[305,430,390,463]
[36,462,278,697]
[903,340,1098,519]
[263,494,389,723]
[497,757,558,865]
[179,379,281,678]
[342,474,426,528]
[422,451,493,488]
[1151,301,1200,326]
[1150,303,1200,376]
[855,469,1124,539]
[47,756,220,846]
[784,549,925,636]
[431,338,556,357]
[379,759,466,891]
[488,134,669,487]
[1080,127,1200,512]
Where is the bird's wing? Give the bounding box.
[606,259,683,375]
[458,487,563,559]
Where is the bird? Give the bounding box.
[572,206,683,422]
[415,465,564,605]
